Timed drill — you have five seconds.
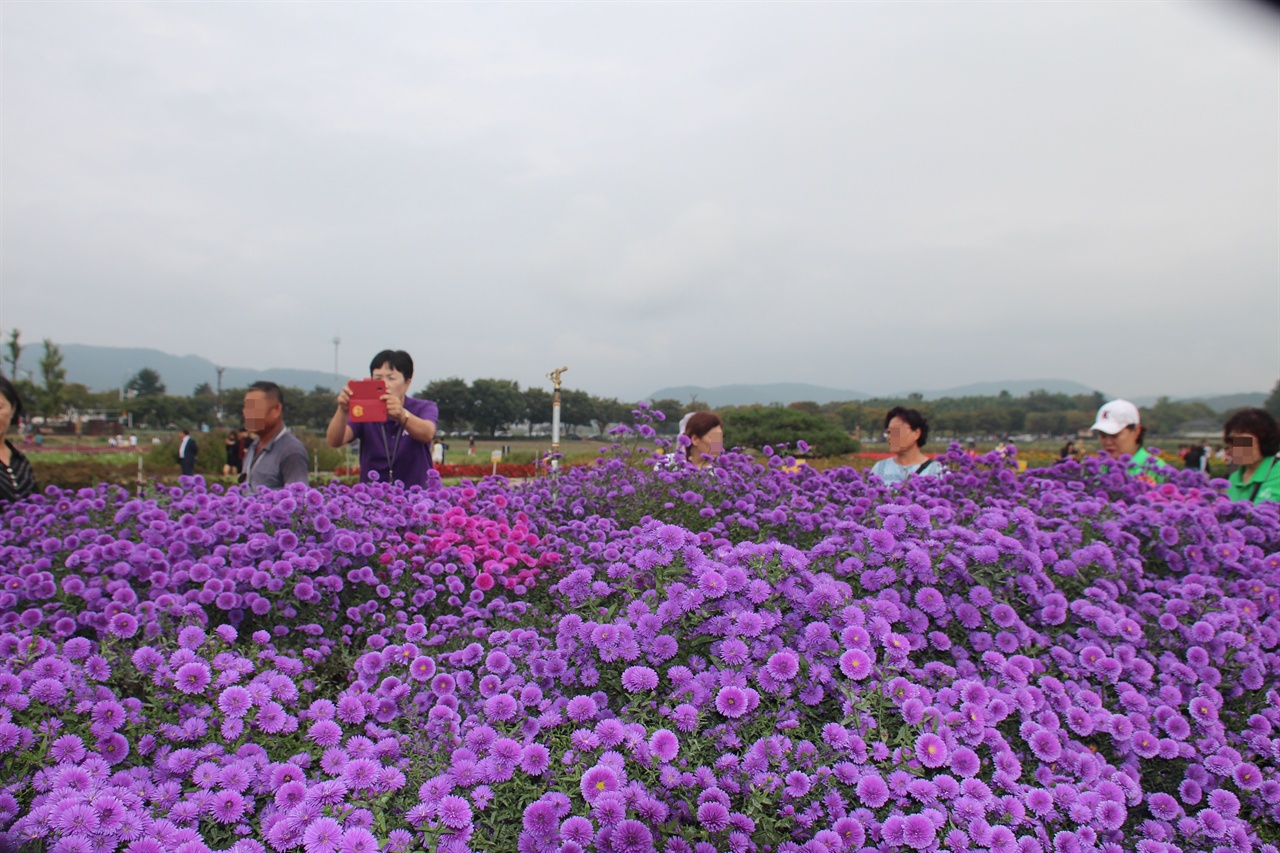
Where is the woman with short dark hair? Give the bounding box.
[327,349,439,487]
[870,406,942,484]
[681,411,724,467]
[1223,408,1280,503]
[0,377,36,502]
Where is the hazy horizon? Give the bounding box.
[3,2,1277,402]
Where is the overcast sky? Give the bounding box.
[2,1,1277,401]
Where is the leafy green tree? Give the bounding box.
[648,398,686,434]
[420,378,472,433]
[468,378,524,436]
[193,382,214,397]
[722,406,857,457]
[125,368,166,397]
[39,339,67,418]
[788,401,822,416]
[4,330,21,381]
[523,387,553,431]
[559,388,596,432]
[1266,379,1280,420]
[1141,398,1216,435]
[591,397,630,435]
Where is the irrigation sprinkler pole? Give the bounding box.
[547,366,567,472]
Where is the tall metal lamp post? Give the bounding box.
[547,366,568,471]
[215,366,225,424]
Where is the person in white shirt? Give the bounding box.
[870,407,943,485]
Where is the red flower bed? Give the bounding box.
[333,463,540,478]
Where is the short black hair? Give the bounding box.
[370,350,413,381]
[247,381,285,408]
[0,377,23,421]
[1223,408,1280,458]
[884,406,930,448]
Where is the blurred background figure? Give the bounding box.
[223,429,245,477]
[178,427,198,476]
[871,407,942,484]
[1223,408,1280,503]
[681,411,724,468]
[1090,399,1165,477]
[0,377,36,502]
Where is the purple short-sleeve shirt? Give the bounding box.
[350,397,439,487]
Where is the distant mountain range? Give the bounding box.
[13,344,1265,414]
[647,379,1103,408]
[15,344,342,395]
[647,381,1264,413]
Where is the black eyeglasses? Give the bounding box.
[1227,435,1256,448]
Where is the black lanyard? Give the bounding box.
[381,422,404,483]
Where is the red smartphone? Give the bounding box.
[348,379,388,423]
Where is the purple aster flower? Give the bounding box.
[210,790,246,824]
[50,734,86,763]
[951,747,980,778]
[855,775,890,808]
[340,827,378,853]
[621,666,659,693]
[612,819,654,853]
[303,817,346,853]
[519,743,551,776]
[839,649,874,680]
[765,651,800,681]
[437,795,472,831]
[174,662,212,695]
[714,686,748,719]
[916,733,949,769]
[522,800,558,837]
[562,815,594,844]
[308,719,343,748]
[484,693,518,721]
[580,765,619,803]
[649,729,679,763]
[1028,729,1061,763]
[566,695,597,722]
[784,771,811,797]
[902,814,936,850]
[697,801,730,833]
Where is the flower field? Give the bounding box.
[1,423,1278,853]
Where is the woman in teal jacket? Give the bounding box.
[1223,408,1280,503]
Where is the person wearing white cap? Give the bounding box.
[1090,399,1166,478]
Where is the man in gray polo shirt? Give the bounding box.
[240,381,310,489]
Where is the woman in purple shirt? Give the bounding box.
[326,349,439,487]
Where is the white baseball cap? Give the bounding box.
[1091,399,1140,435]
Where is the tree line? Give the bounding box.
[6,329,1278,445]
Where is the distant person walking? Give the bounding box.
[241,382,310,489]
[178,428,198,476]
[468,435,476,457]
[327,349,438,488]
[223,429,245,477]
[1223,408,1280,503]
[0,377,36,503]
[870,407,943,484]
[1183,442,1204,472]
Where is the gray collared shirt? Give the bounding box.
[242,425,310,489]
